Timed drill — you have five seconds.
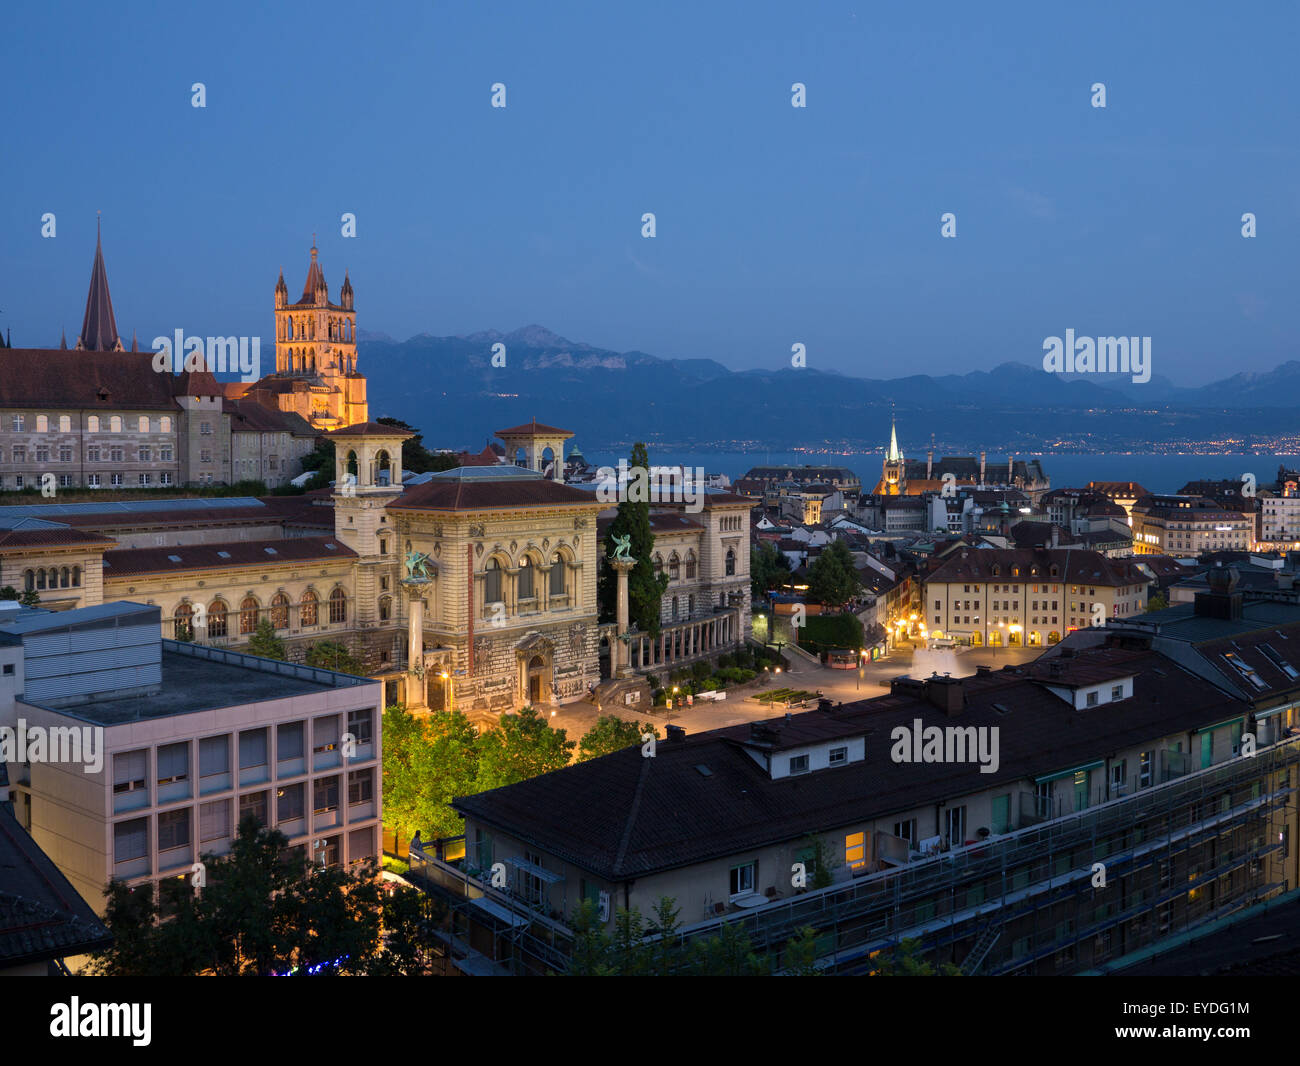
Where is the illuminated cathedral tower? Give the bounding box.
[881,417,906,496]
[261,240,367,429]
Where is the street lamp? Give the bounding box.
[440,670,453,713]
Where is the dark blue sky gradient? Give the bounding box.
[2,0,1296,384]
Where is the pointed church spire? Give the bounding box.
[887,416,902,463]
[301,237,327,303]
[59,327,68,350]
[131,330,139,352]
[76,215,122,352]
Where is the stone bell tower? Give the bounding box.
[326,423,412,630]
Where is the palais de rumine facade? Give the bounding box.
[0,420,754,717]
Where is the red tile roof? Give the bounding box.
[495,419,573,437]
[102,536,355,577]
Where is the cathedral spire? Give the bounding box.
[76,215,122,352]
[886,416,902,463]
[301,238,327,303]
[59,327,67,350]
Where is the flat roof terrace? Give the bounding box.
[22,640,373,727]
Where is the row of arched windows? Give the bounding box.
[24,566,81,591]
[279,316,353,343]
[483,554,569,604]
[653,550,698,581]
[173,587,348,637]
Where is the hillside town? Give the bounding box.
[0,232,1298,983]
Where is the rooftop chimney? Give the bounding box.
[1195,566,1244,620]
[666,724,687,742]
[927,674,965,716]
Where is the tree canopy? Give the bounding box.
[807,538,860,608]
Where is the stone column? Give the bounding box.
[609,557,637,678]
[403,580,429,710]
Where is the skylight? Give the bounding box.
[264,547,278,555]
[167,554,182,563]
[1222,651,1268,690]
[217,551,231,559]
[1259,643,1299,680]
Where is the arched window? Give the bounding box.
[239,596,259,635]
[36,569,46,590]
[300,589,318,627]
[270,592,290,630]
[518,558,535,599]
[60,567,70,588]
[329,587,347,624]
[991,565,1000,577]
[138,416,149,433]
[685,552,697,580]
[668,553,680,580]
[160,416,171,433]
[725,549,736,577]
[208,600,228,637]
[87,416,99,433]
[653,554,664,575]
[59,415,71,432]
[379,595,392,622]
[109,416,122,433]
[174,602,193,638]
[485,559,503,604]
[550,554,565,596]
[72,566,81,587]
[36,415,48,432]
[23,569,34,592]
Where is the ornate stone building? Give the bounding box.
[0,228,321,490]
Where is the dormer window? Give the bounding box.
[789,754,810,775]
[991,565,1000,577]
[829,746,847,766]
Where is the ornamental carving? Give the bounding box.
[475,543,484,557]
[468,523,485,538]
[568,622,587,658]
[574,517,588,530]
[434,524,444,537]
[542,538,550,550]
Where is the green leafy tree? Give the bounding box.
[807,539,860,609]
[645,896,683,977]
[246,617,286,660]
[305,640,366,675]
[598,442,669,637]
[19,589,39,607]
[475,705,574,791]
[382,705,480,840]
[875,937,962,976]
[577,715,660,761]
[752,541,792,600]
[783,927,823,976]
[567,897,617,976]
[686,920,765,976]
[1145,593,1169,612]
[363,885,447,975]
[89,816,394,976]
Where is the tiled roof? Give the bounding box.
[0,807,113,968]
[0,350,186,409]
[326,421,414,439]
[454,648,1247,880]
[495,420,573,437]
[387,477,598,512]
[924,548,1148,587]
[102,536,355,577]
[0,526,116,550]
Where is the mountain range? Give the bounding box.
[360,326,1300,453]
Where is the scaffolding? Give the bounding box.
[408,734,1300,975]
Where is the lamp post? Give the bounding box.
[857,648,868,690]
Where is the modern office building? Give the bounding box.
[0,601,383,913]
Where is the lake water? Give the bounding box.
[579,451,1299,496]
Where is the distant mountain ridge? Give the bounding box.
[361,325,1299,452]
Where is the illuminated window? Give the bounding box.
[845,831,866,870]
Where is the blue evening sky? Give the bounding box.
[2,0,1296,384]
